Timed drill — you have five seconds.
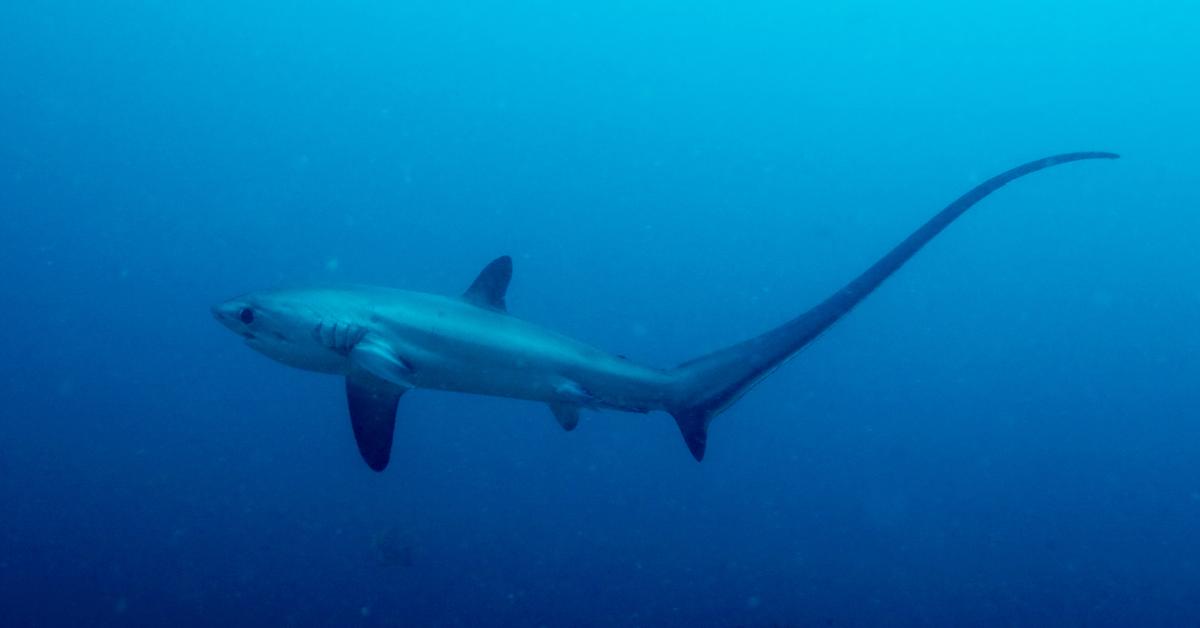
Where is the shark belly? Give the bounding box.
[371,298,670,410]
[403,337,671,410]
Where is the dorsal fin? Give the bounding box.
[463,256,512,311]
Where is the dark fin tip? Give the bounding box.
[346,378,404,472]
[672,410,709,462]
[549,403,581,432]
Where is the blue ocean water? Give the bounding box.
[1,1,1197,626]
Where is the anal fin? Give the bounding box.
[346,377,406,471]
[549,403,580,431]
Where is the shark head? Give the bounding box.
[212,288,356,374]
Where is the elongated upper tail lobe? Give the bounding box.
[666,152,1119,461]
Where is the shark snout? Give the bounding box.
[211,302,234,324]
[211,300,251,335]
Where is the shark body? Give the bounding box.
[213,152,1117,471]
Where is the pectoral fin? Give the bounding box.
[350,338,414,388]
[346,377,405,471]
[549,403,580,431]
[554,380,595,404]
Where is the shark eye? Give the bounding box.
[239,308,255,324]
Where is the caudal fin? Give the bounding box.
[666,152,1119,461]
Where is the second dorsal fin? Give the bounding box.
[463,256,512,311]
